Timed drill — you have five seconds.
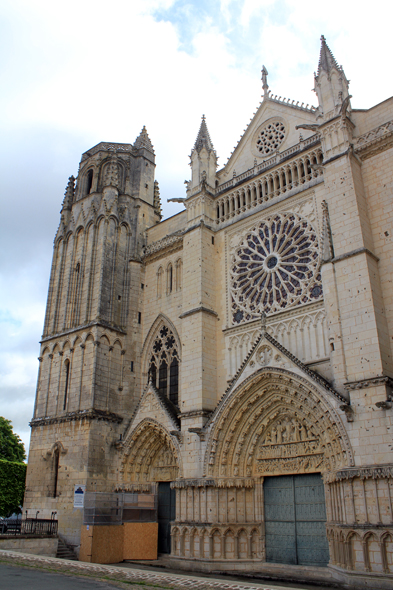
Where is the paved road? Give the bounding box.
[0,564,123,590]
[0,552,339,590]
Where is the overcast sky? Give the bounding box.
[0,0,391,454]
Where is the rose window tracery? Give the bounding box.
[230,212,322,324]
[148,325,179,406]
[256,121,286,155]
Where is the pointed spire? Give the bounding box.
[104,152,119,188]
[318,35,340,75]
[134,125,155,153]
[193,115,215,153]
[153,180,162,220]
[61,176,75,212]
[261,65,269,97]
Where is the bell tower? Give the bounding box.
[25,128,162,546]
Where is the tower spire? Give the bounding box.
[189,115,218,191]
[317,35,340,75]
[134,125,155,153]
[193,115,215,153]
[314,36,350,121]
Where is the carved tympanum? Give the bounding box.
[121,419,180,483]
[204,369,353,478]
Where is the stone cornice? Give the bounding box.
[179,410,213,419]
[41,320,126,343]
[353,119,393,160]
[30,409,123,428]
[330,246,379,265]
[171,477,255,489]
[179,306,218,319]
[142,233,183,264]
[344,375,393,390]
[324,464,393,483]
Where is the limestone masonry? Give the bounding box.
[25,37,393,588]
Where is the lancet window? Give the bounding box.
[148,325,179,406]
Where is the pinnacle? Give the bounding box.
[318,35,340,75]
[134,125,155,153]
[193,115,215,153]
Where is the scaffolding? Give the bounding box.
[83,492,157,526]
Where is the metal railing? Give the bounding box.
[0,517,58,537]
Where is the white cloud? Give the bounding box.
[0,0,391,450]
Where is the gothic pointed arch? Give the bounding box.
[142,314,181,406]
[120,418,181,484]
[204,367,353,479]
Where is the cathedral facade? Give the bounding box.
[25,38,393,588]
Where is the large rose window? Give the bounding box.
[230,213,322,323]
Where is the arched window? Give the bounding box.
[86,169,93,195]
[148,324,179,407]
[63,360,70,411]
[53,447,60,498]
[167,264,173,295]
[175,258,182,291]
[157,267,163,299]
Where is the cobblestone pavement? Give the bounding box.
[0,551,335,590]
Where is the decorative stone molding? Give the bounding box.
[180,410,213,420]
[120,418,182,484]
[353,119,393,160]
[216,148,323,226]
[325,464,393,483]
[204,368,353,478]
[331,246,379,265]
[344,376,393,390]
[30,409,123,428]
[142,233,183,263]
[171,478,255,489]
[179,306,218,319]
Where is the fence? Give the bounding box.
[0,518,58,537]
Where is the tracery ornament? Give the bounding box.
[230,212,322,324]
[255,120,286,155]
[148,324,179,406]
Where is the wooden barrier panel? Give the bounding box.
[79,522,158,563]
[123,522,158,560]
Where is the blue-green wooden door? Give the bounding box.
[264,474,329,566]
[157,482,176,554]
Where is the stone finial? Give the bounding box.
[134,126,155,153]
[321,200,334,262]
[153,180,162,219]
[261,65,269,97]
[104,153,119,189]
[193,115,215,154]
[61,176,75,212]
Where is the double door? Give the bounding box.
[264,474,329,566]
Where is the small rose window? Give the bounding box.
[256,121,286,155]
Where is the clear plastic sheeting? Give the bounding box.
[83,492,157,525]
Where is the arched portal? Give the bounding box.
[204,368,352,479]
[203,368,353,567]
[121,418,181,484]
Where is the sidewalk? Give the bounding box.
[0,551,337,590]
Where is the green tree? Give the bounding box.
[0,417,26,463]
